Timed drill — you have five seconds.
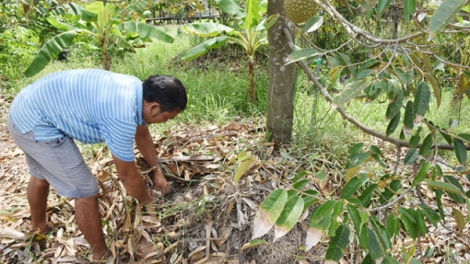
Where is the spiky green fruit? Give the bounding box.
[284,0,317,24]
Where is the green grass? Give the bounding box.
[4,24,470,165]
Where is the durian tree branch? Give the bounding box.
[282,27,468,152]
[315,0,427,44]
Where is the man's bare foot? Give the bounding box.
[32,223,52,235]
[92,250,112,262]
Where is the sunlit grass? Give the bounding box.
[6,24,470,166]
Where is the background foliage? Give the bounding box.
[0,0,469,263]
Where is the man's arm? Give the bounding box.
[134,125,169,194]
[112,155,154,204]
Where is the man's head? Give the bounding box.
[142,75,187,124]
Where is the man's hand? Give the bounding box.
[153,167,169,195]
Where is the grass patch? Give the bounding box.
[5,24,470,163]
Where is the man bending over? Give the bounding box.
[7,69,187,261]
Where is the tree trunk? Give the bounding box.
[248,56,256,102]
[266,0,296,144]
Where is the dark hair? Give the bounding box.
[142,75,187,112]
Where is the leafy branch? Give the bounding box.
[283,27,469,152]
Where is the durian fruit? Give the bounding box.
[284,0,317,24]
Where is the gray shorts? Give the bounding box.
[7,116,99,198]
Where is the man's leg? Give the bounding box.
[27,176,50,234]
[75,195,109,260]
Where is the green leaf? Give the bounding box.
[68,2,98,21]
[359,184,378,207]
[425,73,441,108]
[325,225,350,262]
[301,190,320,210]
[415,209,427,236]
[119,22,174,43]
[356,69,372,80]
[306,201,336,250]
[184,22,235,37]
[444,175,466,203]
[287,48,323,65]
[467,199,470,222]
[365,226,383,259]
[404,148,419,165]
[274,196,304,241]
[377,0,392,14]
[252,189,288,238]
[241,239,267,250]
[419,204,440,227]
[215,0,244,18]
[25,31,77,77]
[293,179,310,191]
[399,207,416,224]
[382,256,400,264]
[386,112,400,136]
[386,214,400,239]
[333,79,370,106]
[452,208,466,231]
[359,59,381,72]
[428,0,468,39]
[47,17,73,31]
[347,204,363,235]
[380,180,402,203]
[233,155,255,183]
[358,229,370,258]
[400,129,406,140]
[348,153,370,168]
[107,33,133,50]
[304,16,324,33]
[260,14,278,30]
[369,145,384,158]
[349,143,365,155]
[413,82,431,122]
[370,217,391,250]
[371,154,387,167]
[459,71,470,99]
[453,137,467,165]
[409,133,421,148]
[426,181,464,195]
[243,0,261,30]
[412,161,431,186]
[404,0,416,22]
[328,66,343,90]
[340,175,368,199]
[86,1,116,30]
[339,53,356,77]
[328,200,345,236]
[435,188,446,220]
[367,81,386,100]
[309,201,336,230]
[399,208,418,240]
[293,170,308,183]
[419,134,433,157]
[181,36,229,61]
[386,92,404,120]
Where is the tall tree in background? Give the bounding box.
[266,0,296,144]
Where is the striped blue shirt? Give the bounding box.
[9,69,144,162]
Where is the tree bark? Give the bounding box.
[266,0,296,144]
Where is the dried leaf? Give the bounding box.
[0,227,26,240]
[306,227,323,250]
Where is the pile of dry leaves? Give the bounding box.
[0,93,321,263]
[1,93,469,264]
